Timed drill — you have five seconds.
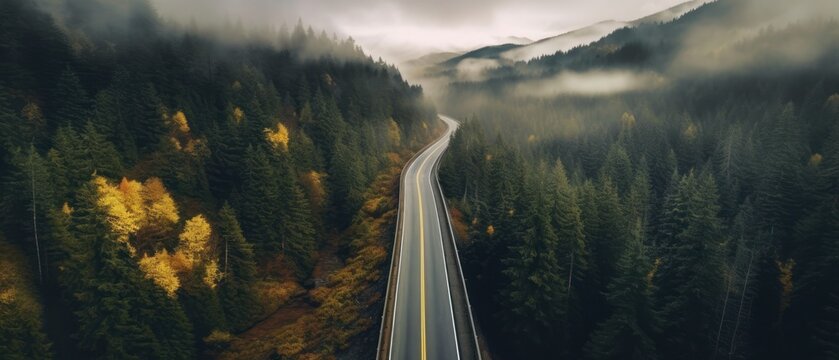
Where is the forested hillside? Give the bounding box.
[439,0,839,359]
[0,0,436,358]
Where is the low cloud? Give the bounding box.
[455,59,502,82]
[670,0,839,74]
[512,70,666,97]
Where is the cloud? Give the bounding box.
[455,59,502,82]
[147,0,691,62]
[512,70,666,97]
[669,0,839,75]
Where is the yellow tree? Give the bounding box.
[178,214,212,264]
[139,250,181,297]
[94,176,141,249]
[264,122,290,151]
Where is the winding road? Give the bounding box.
[378,116,481,360]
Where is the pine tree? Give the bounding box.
[92,68,138,161]
[239,146,280,255]
[309,90,347,162]
[585,220,658,360]
[178,265,227,340]
[625,161,651,227]
[127,82,166,154]
[282,184,317,277]
[653,171,725,359]
[499,174,567,356]
[601,144,633,196]
[51,68,92,128]
[217,204,260,331]
[593,177,628,288]
[328,139,365,226]
[550,160,590,354]
[81,121,123,179]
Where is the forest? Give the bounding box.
[439,0,839,359]
[0,0,437,358]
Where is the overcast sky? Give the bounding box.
[150,0,692,62]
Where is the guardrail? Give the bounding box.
[432,119,482,360]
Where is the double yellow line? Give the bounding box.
[415,144,439,360]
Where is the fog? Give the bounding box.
[670,0,839,74]
[512,71,666,97]
[145,0,691,63]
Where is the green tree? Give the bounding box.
[585,220,658,360]
[51,68,92,128]
[239,146,280,255]
[499,170,567,356]
[653,171,725,359]
[217,204,260,331]
[550,160,590,353]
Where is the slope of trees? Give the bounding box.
[0,0,436,358]
[439,2,839,358]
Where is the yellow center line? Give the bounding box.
[416,144,438,360]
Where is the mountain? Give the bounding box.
[407,0,710,84]
[501,0,710,63]
[500,19,631,63]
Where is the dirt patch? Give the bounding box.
[449,206,470,244]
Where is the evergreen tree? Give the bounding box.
[499,173,567,356]
[585,220,658,360]
[281,183,317,278]
[328,139,365,226]
[653,171,725,359]
[178,265,227,340]
[127,82,166,154]
[239,146,280,255]
[217,204,260,331]
[601,144,633,196]
[51,68,91,128]
[550,160,590,354]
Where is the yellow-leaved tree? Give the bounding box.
[137,177,180,251]
[170,110,190,133]
[94,177,142,249]
[264,122,290,151]
[177,214,223,288]
[387,118,401,147]
[178,214,212,265]
[142,177,180,226]
[203,260,222,289]
[139,250,181,297]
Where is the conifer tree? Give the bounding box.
[328,139,365,225]
[601,144,633,196]
[585,220,658,360]
[217,204,260,331]
[550,160,590,353]
[239,146,280,255]
[51,68,91,128]
[500,174,567,356]
[178,265,227,340]
[654,171,724,359]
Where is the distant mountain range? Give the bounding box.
[402,0,710,83]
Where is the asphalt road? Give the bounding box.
[387,116,470,360]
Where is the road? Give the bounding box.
[379,115,481,360]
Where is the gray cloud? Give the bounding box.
[148,0,691,62]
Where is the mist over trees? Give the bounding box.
[439,0,839,359]
[0,0,436,358]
